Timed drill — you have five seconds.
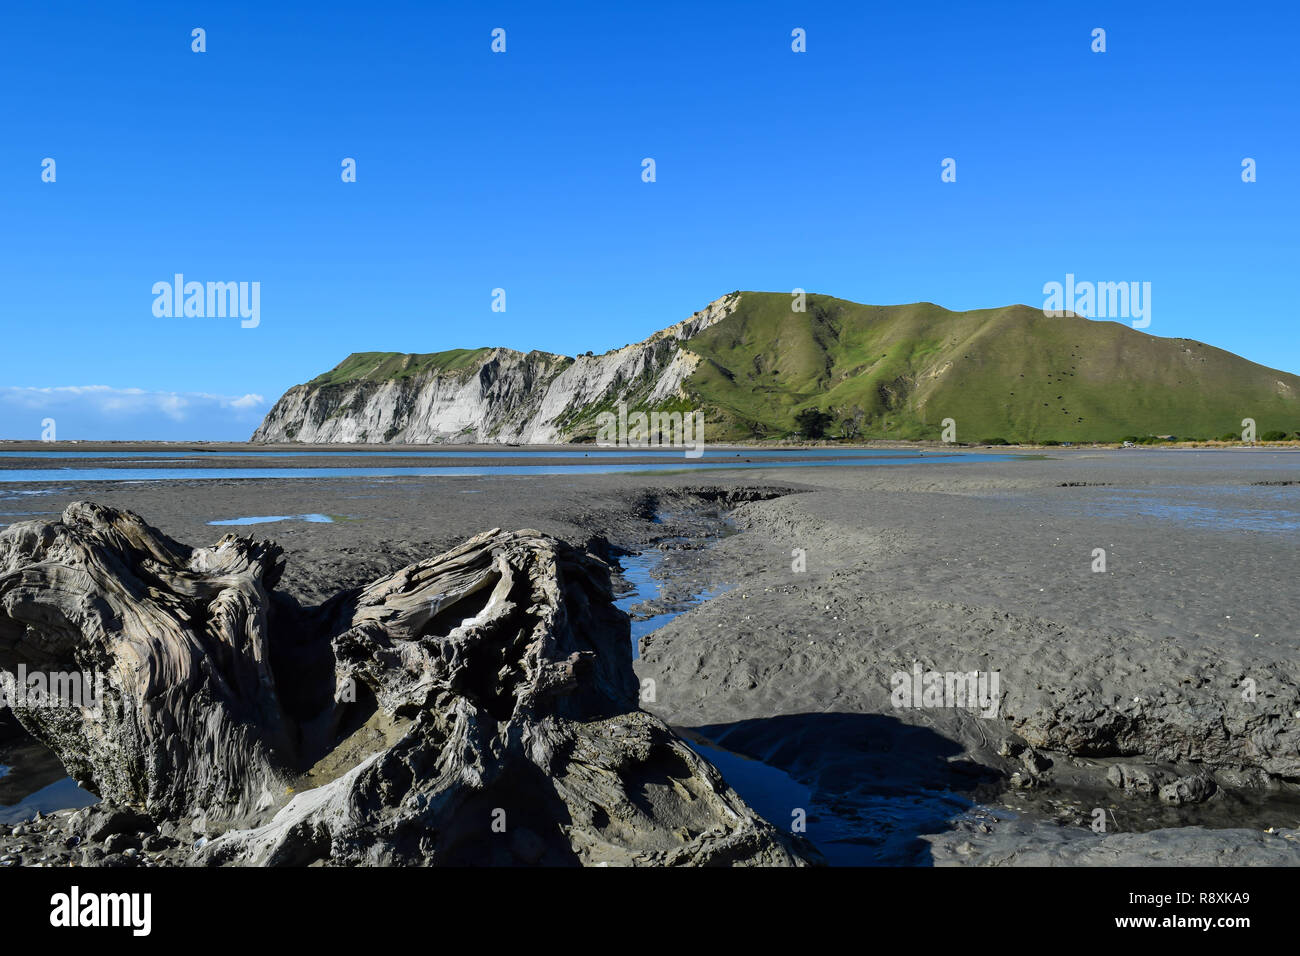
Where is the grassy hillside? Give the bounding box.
[682,293,1300,442]
[308,349,494,386]
[279,293,1300,444]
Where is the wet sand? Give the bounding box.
[3,445,1299,865]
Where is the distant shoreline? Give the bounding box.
[1,438,1298,454]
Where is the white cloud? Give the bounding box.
[0,386,271,440]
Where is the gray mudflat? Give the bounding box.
[2,446,1298,865]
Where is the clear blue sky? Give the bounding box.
[2,1,1296,439]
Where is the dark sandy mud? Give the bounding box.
[2,446,1299,865]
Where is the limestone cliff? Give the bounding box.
[251,294,740,443]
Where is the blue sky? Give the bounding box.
[2,1,1295,439]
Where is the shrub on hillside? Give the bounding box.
[793,408,835,439]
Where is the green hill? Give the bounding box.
[256,291,1300,444]
[307,348,495,386]
[681,293,1300,442]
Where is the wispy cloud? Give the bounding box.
[0,386,268,440]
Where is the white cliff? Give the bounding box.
[252,294,740,443]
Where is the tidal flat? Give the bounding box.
[1,444,1298,866]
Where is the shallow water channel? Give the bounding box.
[612,515,982,865]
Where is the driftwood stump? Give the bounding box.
[0,502,817,866]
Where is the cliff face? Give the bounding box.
[251,294,739,443]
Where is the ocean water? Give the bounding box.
[0,452,1014,484]
[0,447,966,460]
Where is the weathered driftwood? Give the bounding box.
[0,502,816,866]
